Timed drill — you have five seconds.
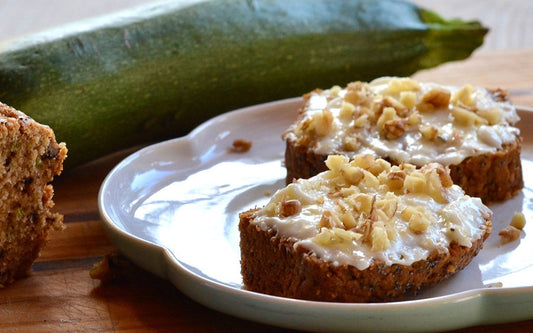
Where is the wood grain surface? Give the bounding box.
[0,1,532,332]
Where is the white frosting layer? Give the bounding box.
[284,77,520,166]
[252,155,492,270]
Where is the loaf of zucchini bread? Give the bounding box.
[0,102,67,286]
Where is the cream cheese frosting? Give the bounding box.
[251,155,492,270]
[283,77,520,166]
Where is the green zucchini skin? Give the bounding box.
[0,0,487,167]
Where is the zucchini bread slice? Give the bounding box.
[240,155,492,302]
[283,77,523,203]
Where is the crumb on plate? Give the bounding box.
[229,139,252,153]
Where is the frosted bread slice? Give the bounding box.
[240,155,492,302]
[283,77,523,203]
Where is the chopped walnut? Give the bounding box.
[375,197,398,219]
[90,252,135,283]
[400,206,416,221]
[360,169,380,188]
[477,107,501,125]
[229,139,252,153]
[421,87,451,108]
[415,102,435,113]
[341,164,365,185]
[406,111,421,126]
[488,88,509,102]
[313,227,362,246]
[403,172,427,194]
[386,77,421,94]
[407,210,430,234]
[329,85,342,97]
[383,119,406,139]
[401,163,453,203]
[499,225,521,244]
[353,193,374,214]
[451,106,488,126]
[499,212,526,244]
[325,155,349,174]
[420,124,439,141]
[384,170,406,191]
[351,154,375,170]
[370,222,390,251]
[339,101,357,120]
[344,81,374,106]
[367,158,391,176]
[319,210,342,228]
[312,109,334,136]
[343,87,361,105]
[377,107,397,132]
[452,84,474,106]
[342,136,360,151]
[421,163,453,188]
[510,212,526,230]
[340,211,357,229]
[353,113,369,128]
[383,95,409,117]
[400,91,417,109]
[279,199,302,218]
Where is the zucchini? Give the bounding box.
[0,0,487,167]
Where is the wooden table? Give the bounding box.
[0,50,529,333]
[1,1,533,332]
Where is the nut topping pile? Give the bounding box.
[285,77,520,167]
[256,154,491,269]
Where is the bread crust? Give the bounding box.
[448,139,523,203]
[239,209,491,303]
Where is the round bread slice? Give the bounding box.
[282,77,523,204]
[240,155,492,302]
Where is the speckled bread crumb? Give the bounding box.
[0,102,67,287]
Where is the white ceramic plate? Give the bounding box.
[98,98,533,333]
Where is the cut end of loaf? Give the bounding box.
[0,102,67,287]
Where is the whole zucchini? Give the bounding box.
[0,0,487,167]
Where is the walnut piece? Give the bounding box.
[499,212,526,244]
[370,222,390,251]
[510,211,526,230]
[421,87,451,108]
[229,139,252,153]
[451,106,488,126]
[312,109,334,136]
[452,84,474,106]
[420,124,439,141]
[499,225,521,244]
[279,199,302,218]
[408,210,430,234]
[383,119,406,139]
